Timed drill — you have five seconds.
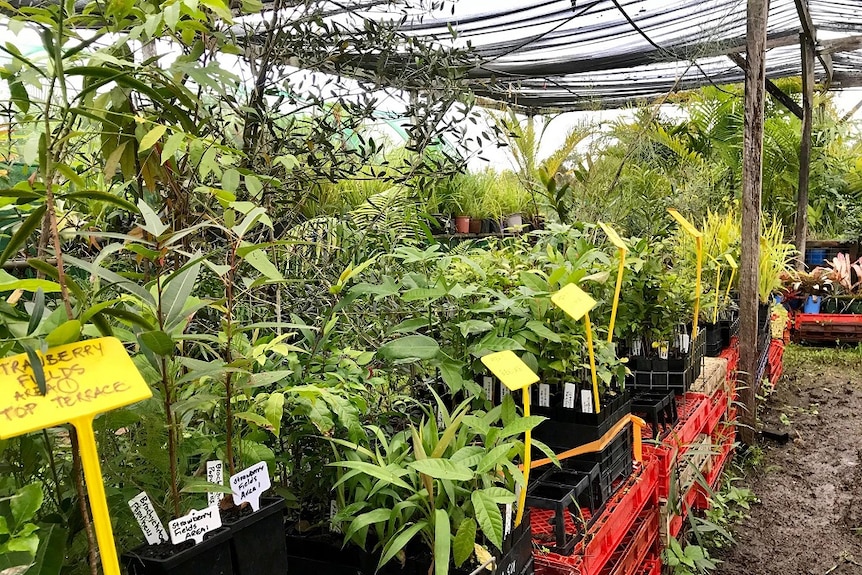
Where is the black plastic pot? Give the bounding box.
[493,508,533,575]
[704,322,723,356]
[223,497,288,575]
[628,330,705,393]
[525,482,583,554]
[123,527,234,575]
[285,533,367,575]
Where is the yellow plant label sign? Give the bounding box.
[481,351,538,391]
[667,208,703,238]
[551,283,596,321]
[598,222,626,251]
[0,337,151,438]
[724,253,738,269]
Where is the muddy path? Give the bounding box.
[716,345,862,575]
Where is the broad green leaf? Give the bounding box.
[222,169,240,192]
[378,335,439,361]
[44,320,82,347]
[11,484,42,529]
[407,459,473,481]
[475,444,515,474]
[328,461,412,490]
[499,416,547,439]
[162,255,201,330]
[264,392,284,436]
[479,487,516,505]
[139,125,168,151]
[377,521,427,571]
[452,518,476,567]
[136,199,168,237]
[401,287,446,302]
[161,132,185,164]
[234,411,272,430]
[448,446,484,469]
[345,508,391,541]
[0,205,46,267]
[139,330,174,356]
[471,490,503,550]
[0,278,61,294]
[243,249,283,281]
[526,320,561,343]
[244,174,262,198]
[457,320,493,337]
[434,509,450,575]
[25,522,66,575]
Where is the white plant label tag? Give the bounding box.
[206,460,223,508]
[329,500,341,533]
[631,339,643,356]
[169,507,221,545]
[563,383,577,409]
[436,406,444,427]
[504,503,513,539]
[580,389,594,414]
[230,461,271,512]
[128,492,168,545]
[499,383,511,401]
[658,342,669,360]
[483,376,494,402]
[538,384,550,408]
[678,333,690,354]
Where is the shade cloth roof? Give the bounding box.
[390,0,862,111]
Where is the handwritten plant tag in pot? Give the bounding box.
[129,492,168,546]
[230,461,271,512]
[206,460,224,508]
[169,507,222,545]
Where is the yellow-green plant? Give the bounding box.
[759,217,797,303]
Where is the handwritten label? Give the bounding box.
[482,376,494,402]
[481,351,539,392]
[504,503,512,538]
[538,384,550,408]
[128,492,168,545]
[499,383,511,401]
[598,221,626,251]
[667,208,703,238]
[580,390,593,414]
[551,284,597,322]
[169,507,221,545]
[206,460,223,508]
[658,342,669,360]
[0,337,151,439]
[436,407,444,427]
[230,461,271,512]
[563,383,577,409]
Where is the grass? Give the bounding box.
[781,342,862,374]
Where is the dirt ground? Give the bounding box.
[716,344,862,575]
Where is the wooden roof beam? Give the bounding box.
[728,53,803,119]
[794,0,833,87]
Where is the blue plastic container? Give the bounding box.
[805,248,827,268]
[803,295,822,314]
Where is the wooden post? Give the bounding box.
[794,35,815,270]
[739,0,769,446]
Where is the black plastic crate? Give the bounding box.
[532,391,630,451]
[631,390,677,439]
[628,330,705,393]
[564,424,633,510]
[524,482,585,555]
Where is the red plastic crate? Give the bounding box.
[793,312,862,343]
[531,456,660,575]
[643,443,675,500]
[597,510,658,575]
[635,557,662,575]
[693,424,736,510]
[704,389,728,436]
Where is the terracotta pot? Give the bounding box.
[454,215,470,234]
[468,218,482,234]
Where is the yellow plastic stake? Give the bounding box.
[0,338,152,575]
[724,253,738,304]
[481,351,539,527]
[713,265,722,324]
[668,208,704,339]
[598,222,627,343]
[550,283,600,414]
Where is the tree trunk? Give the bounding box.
[739,0,769,446]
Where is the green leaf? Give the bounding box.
[328,461,412,490]
[26,289,44,336]
[475,443,515,474]
[264,392,284,436]
[21,346,45,396]
[0,205,46,267]
[452,518,476,567]
[499,416,547,439]
[99,307,154,330]
[161,132,185,164]
[62,190,138,214]
[434,509,450,575]
[25,522,66,575]
[457,320,494,338]
[407,459,473,481]
[377,522,427,572]
[11,484,42,529]
[137,199,168,237]
[44,320,82,347]
[472,490,504,550]
[222,169,240,193]
[345,508,391,541]
[162,255,201,330]
[139,330,174,356]
[243,249,283,281]
[139,125,167,151]
[64,254,154,303]
[479,487,516,505]
[244,174,263,198]
[9,79,30,113]
[526,320,561,343]
[378,335,439,361]
[234,411,272,430]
